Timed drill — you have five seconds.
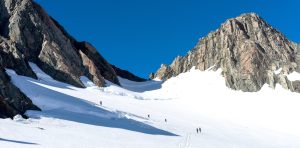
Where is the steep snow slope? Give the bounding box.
[1,64,300,148]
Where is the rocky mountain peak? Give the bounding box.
[0,0,145,118]
[152,13,300,93]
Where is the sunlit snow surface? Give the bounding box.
[287,71,300,81]
[1,64,300,148]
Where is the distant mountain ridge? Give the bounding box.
[0,0,144,118]
[152,13,300,92]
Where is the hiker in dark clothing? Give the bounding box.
[100,101,102,106]
[196,128,199,133]
[148,114,150,118]
[199,127,201,133]
[165,118,167,123]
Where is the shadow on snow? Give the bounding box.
[117,77,163,92]
[0,138,38,145]
[23,79,177,136]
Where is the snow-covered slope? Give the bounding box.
[1,64,300,148]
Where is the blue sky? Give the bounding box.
[35,0,300,78]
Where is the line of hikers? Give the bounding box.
[196,127,201,133]
[100,102,169,123]
[100,102,202,134]
[149,114,202,134]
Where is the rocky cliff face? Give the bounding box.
[111,65,147,82]
[0,67,40,118]
[153,13,300,92]
[1,0,121,87]
[0,0,143,118]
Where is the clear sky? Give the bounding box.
[35,0,299,78]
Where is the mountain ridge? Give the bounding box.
[152,13,300,92]
[0,0,144,118]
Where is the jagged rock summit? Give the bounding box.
[0,0,144,118]
[153,13,300,92]
[1,0,120,87]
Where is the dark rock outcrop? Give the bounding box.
[0,37,37,78]
[0,0,121,88]
[0,68,40,119]
[111,65,147,82]
[0,0,143,118]
[76,41,120,86]
[153,13,300,92]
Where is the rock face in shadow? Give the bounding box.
[0,37,37,78]
[153,13,300,92]
[2,0,120,87]
[0,0,142,118]
[0,68,40,119]
[111,65,147,82]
